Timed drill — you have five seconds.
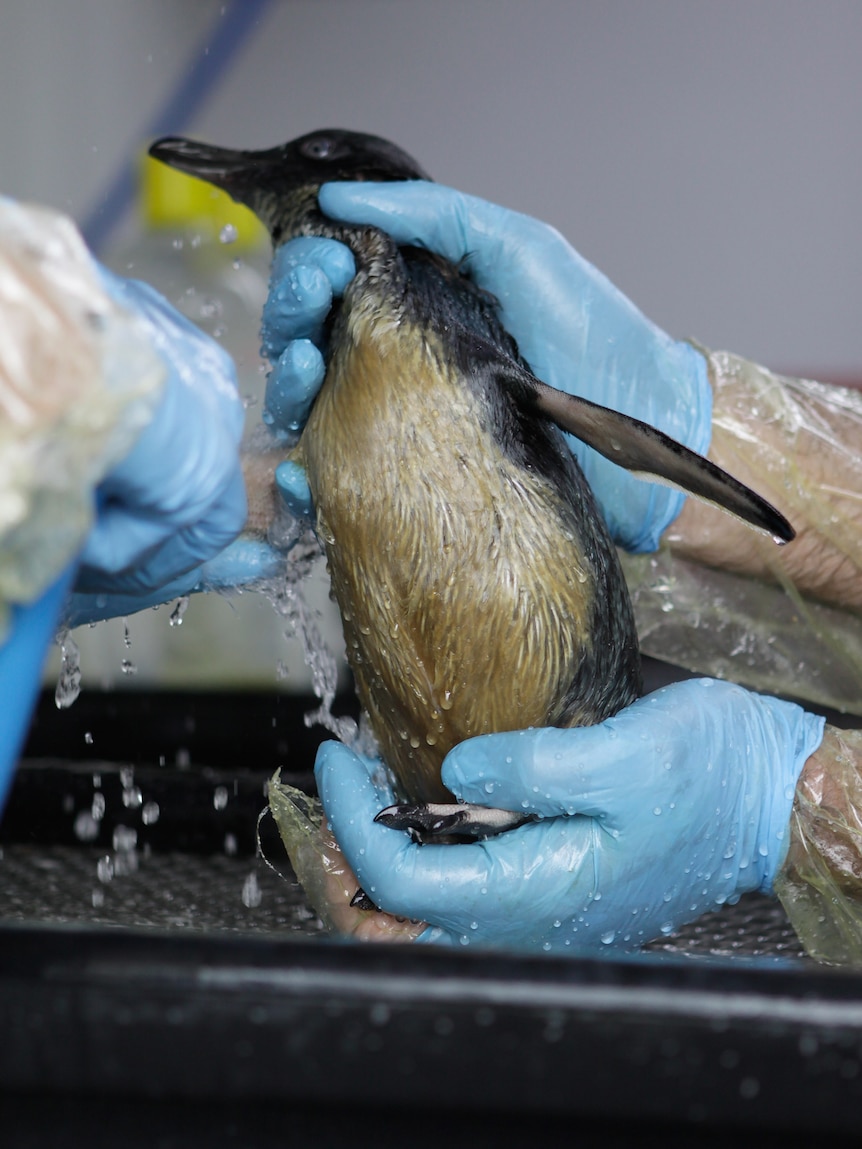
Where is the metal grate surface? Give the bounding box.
[0,841,809,963]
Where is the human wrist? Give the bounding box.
[663,351,862,609]
[774,725,862,963]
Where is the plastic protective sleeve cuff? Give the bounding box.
[774,727,862,965]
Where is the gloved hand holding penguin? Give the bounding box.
[3,128,862,963]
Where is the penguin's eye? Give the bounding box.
[301,136,337,160]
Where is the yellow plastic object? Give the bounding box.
[141,153,266,249]
[775,727,862,965]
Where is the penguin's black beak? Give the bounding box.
[149,129,431,208]
[148,137,277,196]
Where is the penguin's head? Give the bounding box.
[149,129,430,242]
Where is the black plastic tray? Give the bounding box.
[4,677,862,1146]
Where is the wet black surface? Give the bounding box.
[2,674,860,1143]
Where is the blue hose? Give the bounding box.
[81,0,274,255]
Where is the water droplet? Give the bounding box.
[74,811,99,842]
[121,659,138,677]
[600,931,615,945]
[142,801,160,826]
[739,1077,760,1100]
[122,786,142,809]
[97,856,114,883]
[242,872,262,908]
[84,732,94,745]
[55,631,82,709]
[219,223,238,244]
[224,833,237,856]
[91,793,106,821]
[113,826,137,853]
[213,785,229,811]
[653,806,662,816]
[169,597,189,627]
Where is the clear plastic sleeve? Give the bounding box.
[626,350,862,961]
[774,727,862,964]
[624,350,862,716]
[268,770,426,942]
[0,199,164,640]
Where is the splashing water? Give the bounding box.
[265,529,360,747]
[242,871,262,908]
[169,596,190,627]
[55,629,82,709]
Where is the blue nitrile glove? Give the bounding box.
[66,537,284,627]
[315,680,824,954]
[74,270,250,600]
[284,181,708,553]
[261,237,356,437]
[260,238,355,521]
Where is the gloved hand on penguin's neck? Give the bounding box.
[261,182,712,551]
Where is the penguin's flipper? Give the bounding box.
[498,358,795,544]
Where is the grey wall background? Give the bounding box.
[2,0,861,379]
[5,0,862,688]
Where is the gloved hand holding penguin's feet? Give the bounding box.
[316,680,824,953]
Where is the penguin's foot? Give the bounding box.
[374,801,537,841]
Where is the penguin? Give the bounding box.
[149,129,793,838]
